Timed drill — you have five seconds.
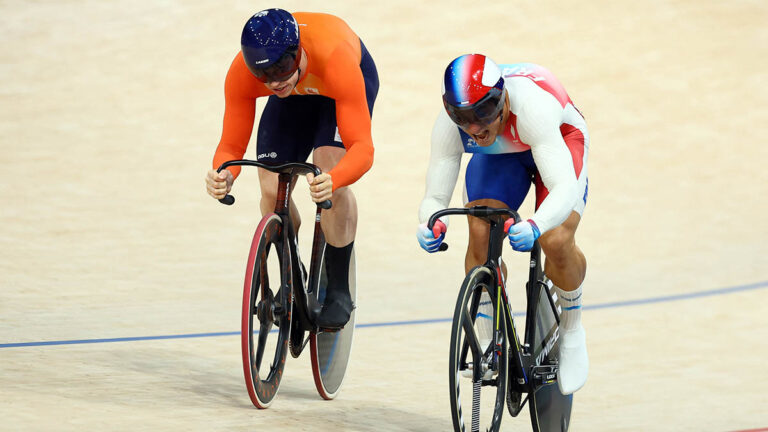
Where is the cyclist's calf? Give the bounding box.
[320,186,357,247]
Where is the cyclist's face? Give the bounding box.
[264,70,300,98]
[461,108,505,147]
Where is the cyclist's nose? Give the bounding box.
[465,123,485,135]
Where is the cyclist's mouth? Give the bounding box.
[472,129,491,144]
[273,84,290,93]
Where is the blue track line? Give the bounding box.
[1,280,766,349]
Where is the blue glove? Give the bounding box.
[417,220,447,253]
[504,219,541,252]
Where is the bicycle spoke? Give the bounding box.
[461,301,483,361]
[254,321,272,371]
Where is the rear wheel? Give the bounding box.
[241,214,291,409]
[528,279,573,431]
[310,245,357,399]
[449,266,508,432]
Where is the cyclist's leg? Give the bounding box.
[465,198,507,273]
[463,152,535,275]
[257,169,301,230]
[313,146,358,246]
[539,212,586,291]
[311,141,356,329]
[533,125,589,395]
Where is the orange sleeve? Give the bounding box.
[212,54,260,180]
[324,44,374,190]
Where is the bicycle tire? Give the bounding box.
[310,245,357,400]
[449,266,508,432]
[241,213,292,409]
[528,279,573,431]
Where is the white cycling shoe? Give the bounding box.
[556,324,589,395]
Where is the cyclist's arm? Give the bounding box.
[325,45,374,190]
[418,110,464,224]
[212,55,260,180]
[517,92,578,234]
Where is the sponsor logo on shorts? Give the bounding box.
[258,152,278,160]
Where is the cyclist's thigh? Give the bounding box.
[466,198,509,246]
[533,126,589,216]
[464,152,535,210]
[257,167,299,197]
[313,146,346,173]
[256,94,330,164]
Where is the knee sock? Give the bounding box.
[324,241,353,302]
[554,283,583,332]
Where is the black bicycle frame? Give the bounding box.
[427,206,561,392]
[217,159,331,329]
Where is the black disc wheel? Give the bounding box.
[241,214,291,409]
[310,245,357,399]
[449,266,508,432]
[528,279,573,431]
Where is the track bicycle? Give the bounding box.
[427,206,573,432]
[217,159,357,409]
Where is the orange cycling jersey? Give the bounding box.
[213,12,373,190]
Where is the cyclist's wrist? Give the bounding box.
[527,219,541,239]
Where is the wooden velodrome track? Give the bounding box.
[1,1,766,431]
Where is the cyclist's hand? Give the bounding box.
[206,169,233,199]
[417,220,446,253]
[306,172,333,203]
[504,219,541,252]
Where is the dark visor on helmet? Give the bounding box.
[249,45,300,83]
[444,87,505,127]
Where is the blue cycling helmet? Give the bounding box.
[442,54,506,126]
[241,8,301,82]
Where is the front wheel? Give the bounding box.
[241,213,291,409]
[449,266,508,432]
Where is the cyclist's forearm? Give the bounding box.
[326,140,374,190]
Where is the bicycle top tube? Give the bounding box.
[427,206,521,231]
[216,159,331,209]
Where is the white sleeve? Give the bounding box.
[516,94,578,234]
[418,110,464,225]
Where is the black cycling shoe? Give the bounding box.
[315,242,354,330]
[315,295,353,330]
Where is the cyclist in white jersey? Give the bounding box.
[417,54,589,395]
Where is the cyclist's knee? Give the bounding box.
[539,226,575,265]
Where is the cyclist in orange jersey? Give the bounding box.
[205,9,378,329]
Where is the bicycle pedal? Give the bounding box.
[532,364,558,385]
